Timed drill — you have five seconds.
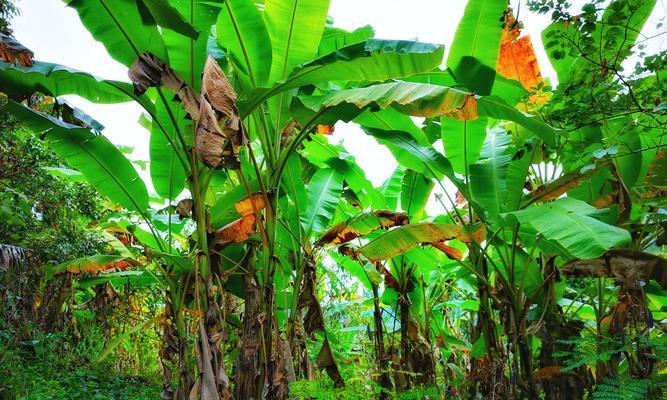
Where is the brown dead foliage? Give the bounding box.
[128,53,243,169]
[0,33,33,67]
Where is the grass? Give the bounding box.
[0,329,161,400]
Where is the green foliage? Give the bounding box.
[0,0,665,399]
[0,103,103,262]
[0,330,161,399]
[592,377,663,400]
[0,0,16,35]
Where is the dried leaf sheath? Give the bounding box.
[297,262,345,387]
[128,53,242,169]
[201,57,246,169]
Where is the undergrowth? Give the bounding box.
[0,329,161,400]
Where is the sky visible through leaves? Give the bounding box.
[10,0,665,213]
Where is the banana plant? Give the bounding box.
[4,0,659,398]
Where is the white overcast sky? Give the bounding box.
[10,0,666,212]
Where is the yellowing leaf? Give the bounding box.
[214,215,256,246]
[316,124,334,135]
[497,13,547,105]
[315,210,408,247]
[428,242,463,260]
[234,193,266,217]
[358,223,485,262]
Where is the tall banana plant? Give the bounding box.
[0,0,542,398]
[5,0,651,398]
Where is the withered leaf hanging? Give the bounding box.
[0,33,34,67]
[127,52,243,169]
[200,56,245,169]
[296,262,345,387]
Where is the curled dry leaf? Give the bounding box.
[197,320,222,400]
[560,249,667,288]
[316,338,345,388]
[0,244,26,270]
[128,53,199,116]
[176,199,194,220]
[0,33,33,67]
[195,99,239,169]
[202,57,236,118]
[315,210,409,247]
[128,53,243,169]
[297,262,345,387]
[199,57,245,169]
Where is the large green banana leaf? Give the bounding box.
[502,197,631,259]
[503,151,532,212]
[163,0,217,91]
[79,270,158,289]
[299,81,556,145]
[447,0,506,69]
[216,0,272,88]
[301,135,384,209]
[441,117,487,174]
[468,130,512,226]
[137,0,199,39]
[150,98,187,199]
[401,170,433,222]
[477,95,556,145]
[8,101,149,212]
[361,127,456,183]
[380,166,405,210]
[239,40,445,114]
[301,167,343,236]
[0,61,137,103]
[65,0,168,67]
[355,108,429,147]
[264,0,330,83]
[302,81,474,118]
[280,153,308,229]
[317,25,374,57]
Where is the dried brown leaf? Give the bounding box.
[560,249,667,288]
[0,33,33,67]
